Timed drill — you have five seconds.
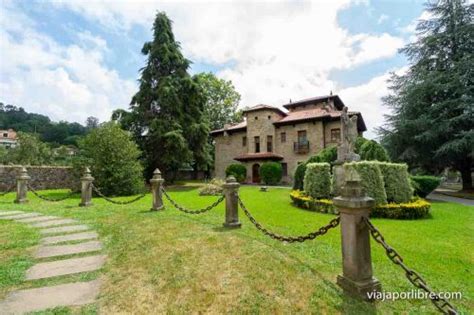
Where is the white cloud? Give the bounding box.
[1,0,406,137]
[0,1,136,124]
[377,14,389,24]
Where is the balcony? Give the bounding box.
[294,141,310,154]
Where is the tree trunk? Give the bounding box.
[459,166,473,192]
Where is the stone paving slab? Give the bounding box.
[0,213,40,220]
[35,241,102,259]
[30,219,77,228]
[0,279,101,314]
[17,216,59,223]
[41,232,99,245]
[26,255,106,280]
[0,211,24,217]
[39,225,90,235]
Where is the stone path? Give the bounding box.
[0,210,106,314]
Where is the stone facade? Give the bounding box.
[0,165,79,191]
[211,95,366,184]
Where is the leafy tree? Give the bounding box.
[307,146,337,163]
[85,116,100,129]
[194,72,241,131]
[129,12,210,181]
[77,122,144,196]
[6,132,52,165]
[260,162,283,185]
[379,0,474,191]
[359,140,390,161]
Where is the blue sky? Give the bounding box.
[0,0,428,139]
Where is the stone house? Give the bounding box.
[0,129,17,149]
[210,95,367,184]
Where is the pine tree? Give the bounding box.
[380,0,474,191]
[130,12,210,181]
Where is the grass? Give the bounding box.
[0,185,472,314]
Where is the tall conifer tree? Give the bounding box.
[380,0,473,191]
[130,12,210,180]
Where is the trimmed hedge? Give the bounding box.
[359,140,390,161]
[377,162,413,203]
[345,161,387,205]
[372,198,431,219]
[293,163,307,190]
[225,163,247,183]
[260,162,283,185]
[290,190,336,213]
[307,146,337,164]
[411,175,441,197]
[304,163,331,199]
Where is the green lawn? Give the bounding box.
[0,185,472,314]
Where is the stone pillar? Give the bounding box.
[333,166,381,300]
[79,167,94,207]
[150,168,165,211]
[15,167,30,204]
[223,176,241,228]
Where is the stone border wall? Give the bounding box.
[0,165,79,191]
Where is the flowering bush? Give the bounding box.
[290,190,336,214]
[371,198,431,219]
[199,178,225,196]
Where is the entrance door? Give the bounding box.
[252,164,260,183]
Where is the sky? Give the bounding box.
[0,0,431,139]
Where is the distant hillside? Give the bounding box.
[0,102,89,146]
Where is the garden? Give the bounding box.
[0,183,472,314]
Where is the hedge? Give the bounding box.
[293,163,307,190]
[225,163,247,183]
[377,162,413,203]
[372,198,431,219]
[359,140,390,161]
[260,162,283,185]
[307,146,337,164]
[344,161,387,205]
[290,190,336,214]
[410,175,441,197]
[304,163,331,199]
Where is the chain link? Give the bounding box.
[364,217,458,315]
[238,196,340,243]
[161,187,225,214]
[0,184,15,197]
[27,184,76,202]
[91,183,148,205]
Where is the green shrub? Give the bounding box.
[372,198,431,219]
[290,190,336,214]
[410,175,441,197]
[78,122,144,196]
[199,178,224,196]
[355,137,368,154]
[225,163,247,183]
[293,163,307,190]
[359,140,390,161]
[345,161,387,205]
[260,162,283,185]
[307,146,337,164]
[377,162,413,203]
[303,163,331,199]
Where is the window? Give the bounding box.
[281,132,286,143]
[267,135,273,152]
[297,130,307,144]
[281,163,288,176]
[242,136,247,147]
[268,115,271,120]
[331,128,341,142]
[255,136,260,153]
[255,116,258,120]
[2,133,7,138]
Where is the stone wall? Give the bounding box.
[0,165,79,191]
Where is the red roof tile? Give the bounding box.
[242,104,287,116]
[234,152,284,161]
[210,121,247,135]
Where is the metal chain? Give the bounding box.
[161,187,225,214]
[27,184,76,202]
[91,183,148,205]
[238,195,340,243]
[0,184,15,197]
[364,217,458,315]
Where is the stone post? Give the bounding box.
[15,167,30,204]
[333,166,381,300]
[150,168,165,211]
[223,176,241,228]
[79,167,94,207]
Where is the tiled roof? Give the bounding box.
[282,94,345,110]
[242,104,287,116]
[209,121,247,135]
[234,152,284,161]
